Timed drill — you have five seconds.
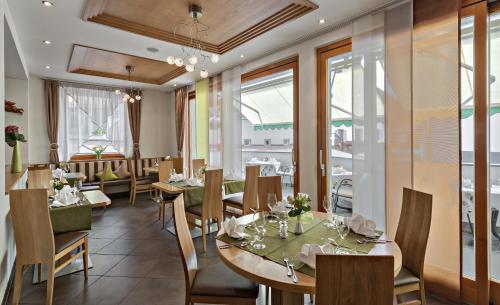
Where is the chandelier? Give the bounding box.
[165,4,220,79]
[114,65,142,103]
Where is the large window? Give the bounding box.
[58,83,132,161]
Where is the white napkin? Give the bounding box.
[50,200,68,208]
[298,243,336,269]
[169,174,185,182]
[185,178,203,187]
[52,168,64,180]
[223,217,247,239]
[348,213,377,238]
[55,185,79,205]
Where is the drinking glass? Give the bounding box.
[251,209,267,250]
[267,193,278,223]
[323,196,334,228]
[336,216,350,247]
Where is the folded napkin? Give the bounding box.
[348,213,377,238]
[223,217,247,239]
[185,178,203,187]
[299,243,336,269]
[169,174,185,182]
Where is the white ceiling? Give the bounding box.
[7,0,393,91]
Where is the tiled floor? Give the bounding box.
[6,194,456,305]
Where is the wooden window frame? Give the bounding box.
[241,56,300,193]
[69,153,125,161]
[316,38,352,211]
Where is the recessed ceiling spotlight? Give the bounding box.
[146,47,159,53]
[173,84,177,87]
[240,54,245,58]
[41,1,54,7]
[44,65,51,69]
[319,18,326,24]
[42,40,51,45]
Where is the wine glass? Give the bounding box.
[267,193,278,223]
[323,196,334,228]
[336,216,350,248]
[251,209,267,250]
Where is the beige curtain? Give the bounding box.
[127,91,142,159]
[44,80,60,163]
[175,87,187,156]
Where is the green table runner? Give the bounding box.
[167,179,245,208]
[50,194,92,234]
[217,217,381,277]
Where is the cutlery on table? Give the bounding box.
[288,263,298,283]
[283,254,292,277]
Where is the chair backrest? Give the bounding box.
[129,157,163,178]
[27,168,52,189]
[9,189,55,264]
[172,194,198,291]
[257,176,283,210]
[202,169,224,220]
[192,159,205,177]
[395,187,433,277]
[242,165,260,215]
[173,157,183,174]
[159,160,174,182]
[315,255,394,305]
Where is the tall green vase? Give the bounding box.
[11,142,22,173]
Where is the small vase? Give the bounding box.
[294,214,304,235]
[11,142,22,173]
[95,153,101,160]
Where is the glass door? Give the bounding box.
[317,40,353,213]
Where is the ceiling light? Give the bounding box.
[319,18,326,24]
[44,65,51,69]
[188,55,198,65]
[174,58,184,67]
[115,65,142,104]
[211,54,219,63]
[42,1,54,7]
[42,40,51,45]
[166,56,175,65]
[185,64,194,72]
[200,70,208,79]
[173,84,177,87]
[240,54,245,58]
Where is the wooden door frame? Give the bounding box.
[316,38,352,211]
[241,56,300,193]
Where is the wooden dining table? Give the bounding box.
[216,211,402,305]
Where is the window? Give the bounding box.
[243,138,251,146]
[58,83,132,161]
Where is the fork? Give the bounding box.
[283,253,292,277]
[288,263,298,283]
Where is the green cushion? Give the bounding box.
[96,166,119,181]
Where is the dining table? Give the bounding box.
[49,193,92,234]
[216,211,402,305]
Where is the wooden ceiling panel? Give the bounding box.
[68,45,186,85]
[83,0,318,54]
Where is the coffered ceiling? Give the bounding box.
[7,0,395,91]
[83,0,318,54]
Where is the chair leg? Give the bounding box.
[129,187,134,204]
[12,261,23,305]
[37,263,42,284]
[201,219,207,253]
[158,202,162,220]
[419,282,426,305]
[83,236,89,280]
[265,285,269,305]
[161,203,166,229]
[46,263,55,305]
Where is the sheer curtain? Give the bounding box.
[222,67,242,177]
[352,12,386,228]
[209,75,223,168]
[58,83,132,160]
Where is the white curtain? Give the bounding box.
[209,75,223,168]
[58,83,132,160]
[352,12,386,228]
[222,66,243,177]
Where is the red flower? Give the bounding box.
[5,125,19,134]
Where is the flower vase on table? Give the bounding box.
[5,125,27,173]
[287,193,311,235]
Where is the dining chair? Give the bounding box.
[223,165,259,217]
[257,175,283,210]
[394,188,433,305]
[173,157,184,174]
[185,169,223,253]
[27,167,52,189]
[128,159,153,205]
[157,160,176,228]
[315,254,394,305]
[173,193,259,305]
[192,158,206,177]
[9,189,89,305]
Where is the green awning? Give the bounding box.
[461,106,500,119]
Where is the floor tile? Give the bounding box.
[118,278,185,305]
[69,276,142,305]
[97,239,145,255]
[87,254,125,276]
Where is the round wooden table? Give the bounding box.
[216,211,402,305]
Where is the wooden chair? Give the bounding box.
[173,157,184,174]
[315,255,394,305]
[27,167,52,189]
[128,159,153,205]
[185,169,223,253]
[394,188,433,305]
[223,165,259,217]
[157,160,176,228]
[192,158,206,177]
[9,189,89,305]
[173,194,259,305]
[257,175,283,210]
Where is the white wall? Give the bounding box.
[27,75,177,163]
[241,26,352,208]
[5,77,28,164]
